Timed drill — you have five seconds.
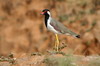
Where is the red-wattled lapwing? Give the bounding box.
[41,9,80,51]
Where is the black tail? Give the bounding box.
[75,35,80,38]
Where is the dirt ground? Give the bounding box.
[0,0,100,66]
[0,52,100,66]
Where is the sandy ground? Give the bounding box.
[0,52,100,66]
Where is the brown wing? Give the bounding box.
[50,18,78,36]
[50,18,69,34]
[50,22,62,33]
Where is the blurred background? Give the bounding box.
[0,0,100,57]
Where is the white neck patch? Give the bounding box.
[47,11,51,16]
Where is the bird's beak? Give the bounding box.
[40,12,44,15]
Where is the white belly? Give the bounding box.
[47,18,60,34]
[47,25,59,34]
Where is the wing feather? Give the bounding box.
[50,18,78,37]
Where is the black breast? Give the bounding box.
[44,14,49,27]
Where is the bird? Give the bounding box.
[41,9,80,51]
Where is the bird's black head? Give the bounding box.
[41,9,50,15]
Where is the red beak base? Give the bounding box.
[41,12,44,15]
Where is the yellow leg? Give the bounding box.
[55,40,57,50]
[55,34,60,51]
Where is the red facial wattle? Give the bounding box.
[41,11,47,15]
[41,12,44,15]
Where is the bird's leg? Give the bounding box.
[55,39,57,51]
[55,34,60,52]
